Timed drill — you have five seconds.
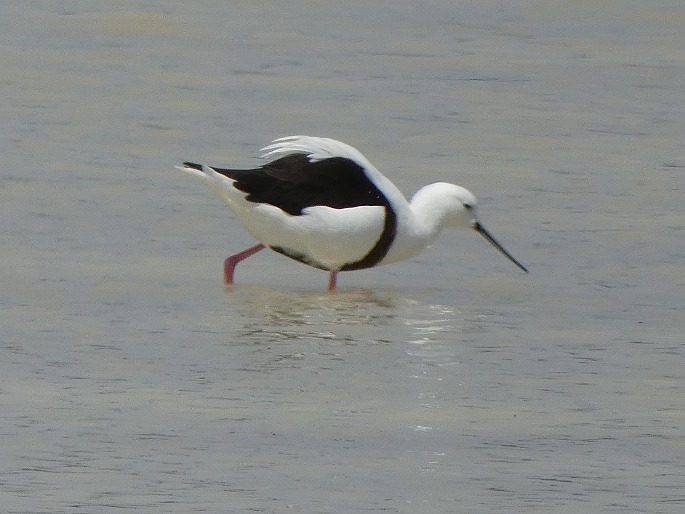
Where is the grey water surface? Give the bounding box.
[1,1,684,513]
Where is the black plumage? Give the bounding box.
[184,154,389,215]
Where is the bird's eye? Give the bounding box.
[463,203,473,210]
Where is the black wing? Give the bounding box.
[188,154,388,216]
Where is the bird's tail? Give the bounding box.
[175,161,211,179]
[176,162,241,210]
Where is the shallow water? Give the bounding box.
[2,1,684,512]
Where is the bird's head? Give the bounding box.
[413,183,528,273]
[419,182,480,229]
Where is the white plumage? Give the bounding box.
[178,136,527,290]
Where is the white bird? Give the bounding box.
[177,136,527,291]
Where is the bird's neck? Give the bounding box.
[407,184,451,240]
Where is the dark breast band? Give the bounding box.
[339,205,397,271]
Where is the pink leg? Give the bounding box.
[327,271,338,292]
[224,244,265,284]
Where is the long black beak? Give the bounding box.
[473,222,528,273]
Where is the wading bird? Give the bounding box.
[178,136,527,290]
